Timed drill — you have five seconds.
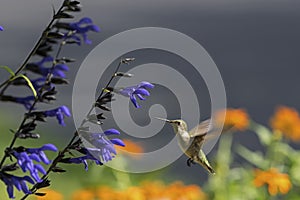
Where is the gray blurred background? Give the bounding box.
[0,0,300,183]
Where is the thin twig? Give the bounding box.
[0,2,65,94]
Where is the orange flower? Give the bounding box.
[164,181,206,200]
[253,168,292,196]
[214,108,249,131]
[123,186,146,200]
[115,139,144,155]
[270,106,300,141]
[96,186,119,200]
[168,181,206,200]
[71,188,95,200]
[35,189,63,200]
[141,181,164,198]
[75,181,206,200]
[141,181,206,200]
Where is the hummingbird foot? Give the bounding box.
[187,158,196,167]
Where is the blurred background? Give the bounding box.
[0,0,300,199]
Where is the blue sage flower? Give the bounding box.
[26,144,58,165]
[0,173,34,198]
[51,63,69,78]
[15,96,35,110]
[31,77,47,90]
[87,129,124,162]
[117,81,154,108]
[64,129,124,170]
[13,152,46,182]
[64,150,103,171]
[26,56,53,75]
[66,17,100,45]
[43,106,71,126]
[26,57,69,78]
[12,144,57,182]
[0,26,3,31]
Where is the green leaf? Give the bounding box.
[11,74,37,97]
[236,145,268,169]
[249,121,272,146]
[0,66,15,77]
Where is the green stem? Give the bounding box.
[211,134,233,200]
[111,157,132,190]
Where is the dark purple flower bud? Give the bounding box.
[117,81,154,108]
[43,106,71,126]
[121,57,135,64]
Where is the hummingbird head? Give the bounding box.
[155,117,188,134]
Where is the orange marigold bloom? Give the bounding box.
[123,186,146,200]
[96,186,119,200]
[71,188,95,200]
[270,106,300,141]
[141,181,206,200]
[35,189,63,200]
[115,139,144,155]
[253,168,292,196]
[214,108,249,131]
[91,181,206,200]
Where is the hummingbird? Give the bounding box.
[155,117,216,174]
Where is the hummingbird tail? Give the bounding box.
[197,150,216,175]
[195,160,216,175]
[205,164,216,175]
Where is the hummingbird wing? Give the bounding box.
[189,119,235,148]
[188,119,212,148]
[190,119,235,148]
[188,119,212,138]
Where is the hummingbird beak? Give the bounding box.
[154,117,172,123]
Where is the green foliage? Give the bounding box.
[0,66,15,77]
[204,118,300,200]
[12,74,37,97]
[0,66,37,98]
